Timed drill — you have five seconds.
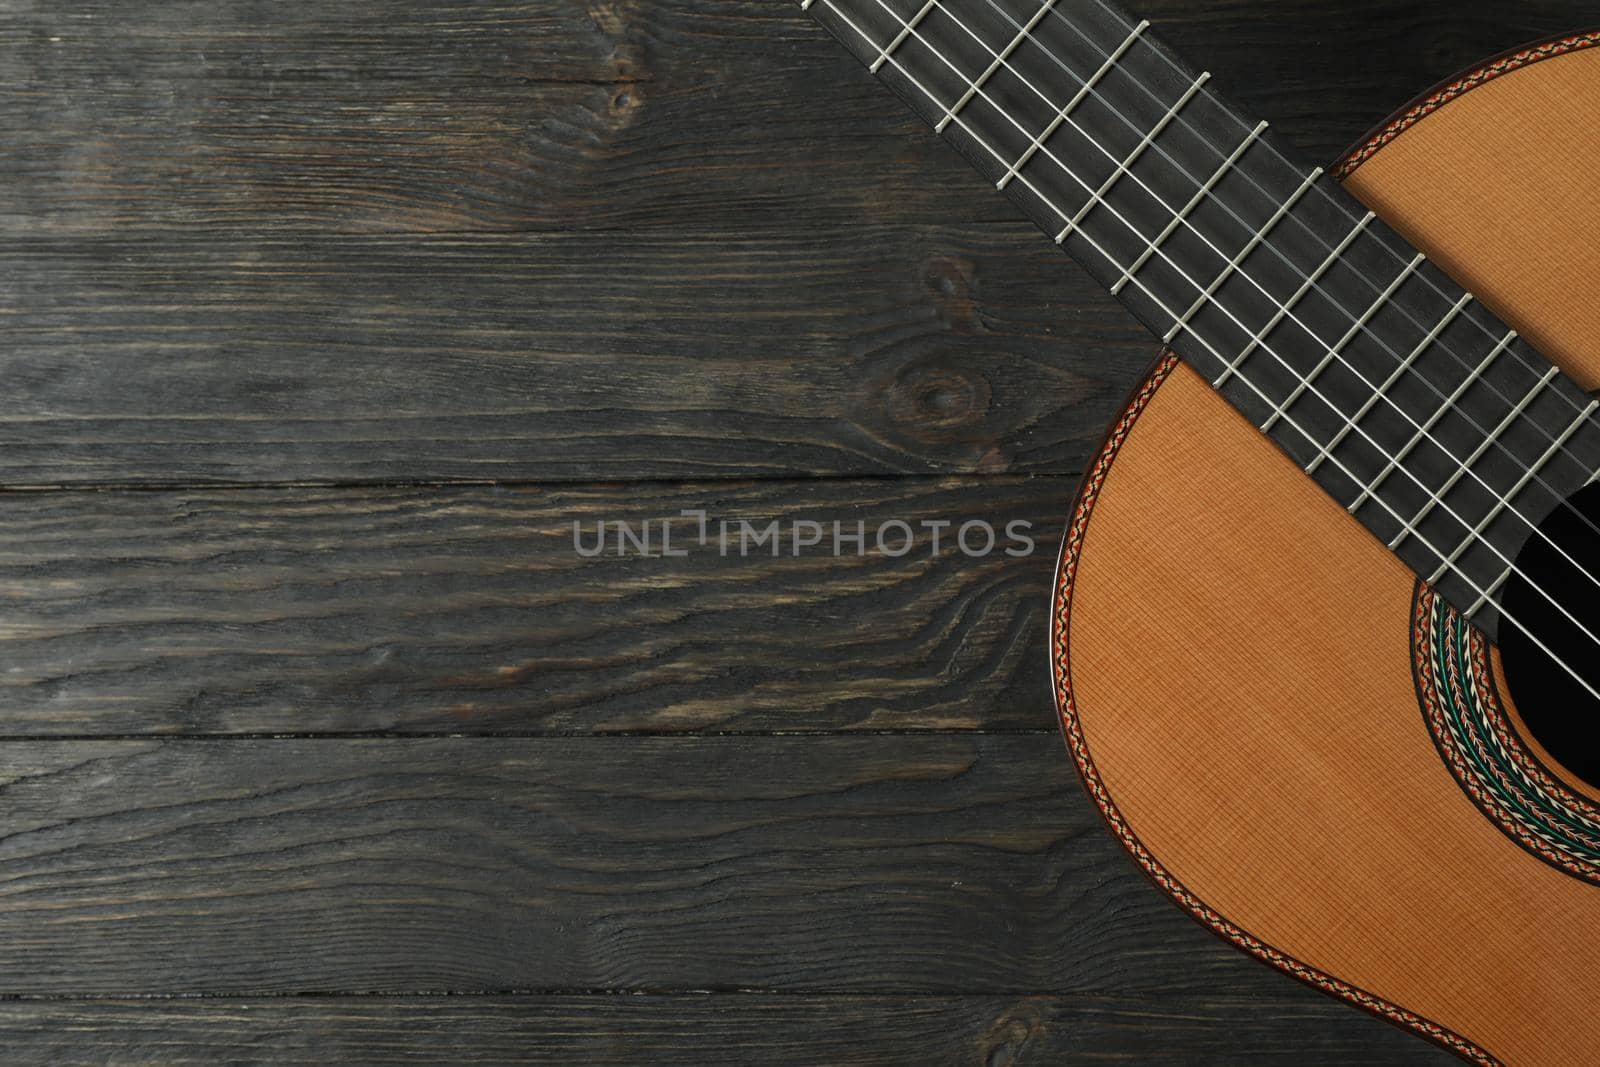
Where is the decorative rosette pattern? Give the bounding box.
[1413,585,1600,884]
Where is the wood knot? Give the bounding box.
[882,360,992,442]
[587,1,648,83]
[980,1000,1046,1067]
[609,85,643,118]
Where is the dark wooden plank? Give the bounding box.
[0,735,1348,998]
[0,0,1588,235]
[0,226,1143,485]
[0,0,1011,235]
[3,4,1589,486]
[0,477,1066,736]
[0,993,1454,1065]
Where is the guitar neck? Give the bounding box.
[801,0,1600,638]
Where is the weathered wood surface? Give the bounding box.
[0,478,1064,736]
[0,736,1234,993]
[0,994,1455,1065]
[0,729,1474,1067]
[0,0,1583,236]
[0,227,1133,484]
[0,1,1591,486]
[0,0,1588,1061]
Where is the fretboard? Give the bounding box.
[800,0,1600,639]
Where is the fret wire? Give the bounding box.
[849,0,1229,352]
[1466,572,1512,619]
[1158,158,1318,343]
[1055,72,1210,245]
[1286,289,1471,440]
[867,0,938,72]
[1277,276,1464,445]
[984,0,1600,603]
[846,0,1600,707]
[1385,366,1562,550]
[1347,329,1520,513]
[881,0,1338,412]
[813,2,1426,558]
[811,0,1600,666]
[807,0,1158,332]
[1070,0,1600,431]
[807,0,1426,520]
[935,0,1059,132]
[1019,0,1600,576]
[1111,121,1262,295]
[1433,399,1600,586]
[1277,290,1471,467]
[1215,210,1374,394]
[994,19,1149,191]
[931,0,1559,575]
[867,0,1523,570]
[1008,0,1600,641]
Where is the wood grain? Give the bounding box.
[0,994,1457,1065]
[1343,41,1600,391]
[0,0,1590,488]
[0,226,1137,485]
[0,477,1064,736]
[0,0,1586,236]
[0,734,1271,994]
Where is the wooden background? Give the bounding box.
[0,1,1592,1062]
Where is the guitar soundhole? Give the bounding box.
[1500,482,1600,790]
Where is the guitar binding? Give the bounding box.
[1024,21,1600,1067]
[1048,34,1600,1060]
[1053,351,1499,1067]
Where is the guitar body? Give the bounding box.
[1054,35,1600,1066]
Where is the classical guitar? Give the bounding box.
[796,2,1600,1063]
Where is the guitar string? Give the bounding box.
[1012,0,1600,560]
[1035,0,1600,586]
[808,0,1600,699]
[805,0,1600,706]
[937,0,1600,609]
[844,0,1600,667]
